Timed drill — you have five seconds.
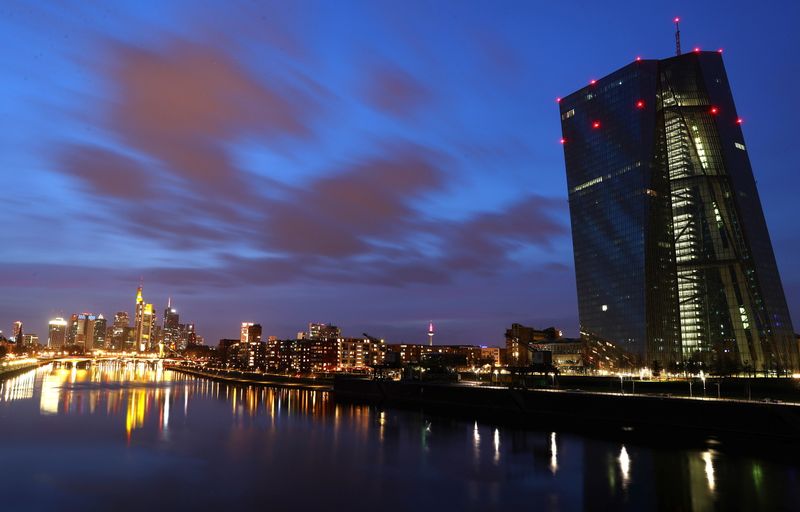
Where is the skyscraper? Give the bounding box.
[12,321,22,343]
[163,298,180,350]
[48,317,68,349]
[93,314,107,350]
[134,285,155,352]
[112,311,131,350]
[67,313,99,351]
[559,49,798,372]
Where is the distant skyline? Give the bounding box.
[2,1,799,345]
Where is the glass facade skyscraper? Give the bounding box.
[559,51,798,372]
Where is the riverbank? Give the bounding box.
[334,377,800,441]
[0,362,40,380]
[167,366,334,391]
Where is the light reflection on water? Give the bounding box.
[0,363,797,511]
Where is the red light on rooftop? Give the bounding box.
[635,56,642,62]
[736,118,743,125]
[674,17,680,23]
[710,106,719,115]
[717,48,724,53]
[590,79,597,85]
[560,138,566,144]
[592,121,601,129]
[693,47,701,53]
[636,100,645,109]
[556,97,561,103]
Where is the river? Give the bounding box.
[0,363,796,511]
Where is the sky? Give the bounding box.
[1,1,799,346]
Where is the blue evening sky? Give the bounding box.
[1,1,798,345]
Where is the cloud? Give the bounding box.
[262,143,444,257]
[363,64,433,118]
[60,145,155,200]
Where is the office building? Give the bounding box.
[134,285,156,352]
[559,49,798,372]
[48,317,68,349]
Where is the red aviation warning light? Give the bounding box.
[560,138,566,144]
[710,106,719,115]
[636,100,645,109]
[674,17,680,23]
[590,79,597,85]
[718,48,724,53]
[693,47,701,53]
[736,118,743,125]
[592,121,601,129]
[635,56,642,62]
[556,97,562,103]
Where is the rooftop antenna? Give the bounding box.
[674,17,682,56]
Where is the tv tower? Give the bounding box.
[427,321,435,346]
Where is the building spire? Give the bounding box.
[674,17,681,56]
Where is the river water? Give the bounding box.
[0,363,796,511]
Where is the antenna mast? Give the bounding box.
[674,17,681,56]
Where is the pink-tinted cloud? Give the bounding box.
[60,145,154,199]
[363,64,433,118]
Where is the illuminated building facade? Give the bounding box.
[134,285,156,352]
[163,299,181,350]
[111,311,131,350]
[67,313,100,351]
[560,51,798,372]
[93,314,106,349]
[12,321,23,342]
[505,324,561,366]
[47,317,68,349]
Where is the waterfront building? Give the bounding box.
[133,285,156,352]
[12,321,23,343]
[559,49,799,372]
[67,313,99,351]
[93,314,106,350]
[47,317,68,349]
[308,323,341,340]
[267,339,311,374]
[163,299,181,350]
[505,324,561,366]
[180,323,197,348]
[337,337,385,371]
[242,323,263,368]
[21,333,39,348]
[111,311,132,350]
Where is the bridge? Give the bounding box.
[38,355,184,369]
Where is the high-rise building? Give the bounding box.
[181,323,197,348]
[12,321,23,343]
[68,313,99,351]
[21,333,39,347]
[48,317,68,349]
[163,298,181,350]
[308,323,341,340]
[133,285,156,352]
[93,314,107,350]
[112,311,131,350]
[241,323,263,368]
[559,49,798,372]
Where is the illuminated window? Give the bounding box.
[735,142,746,151]
[601,305,608,312]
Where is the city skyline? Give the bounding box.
[2,2,799,347]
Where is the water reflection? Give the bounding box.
[0,364,797,511]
